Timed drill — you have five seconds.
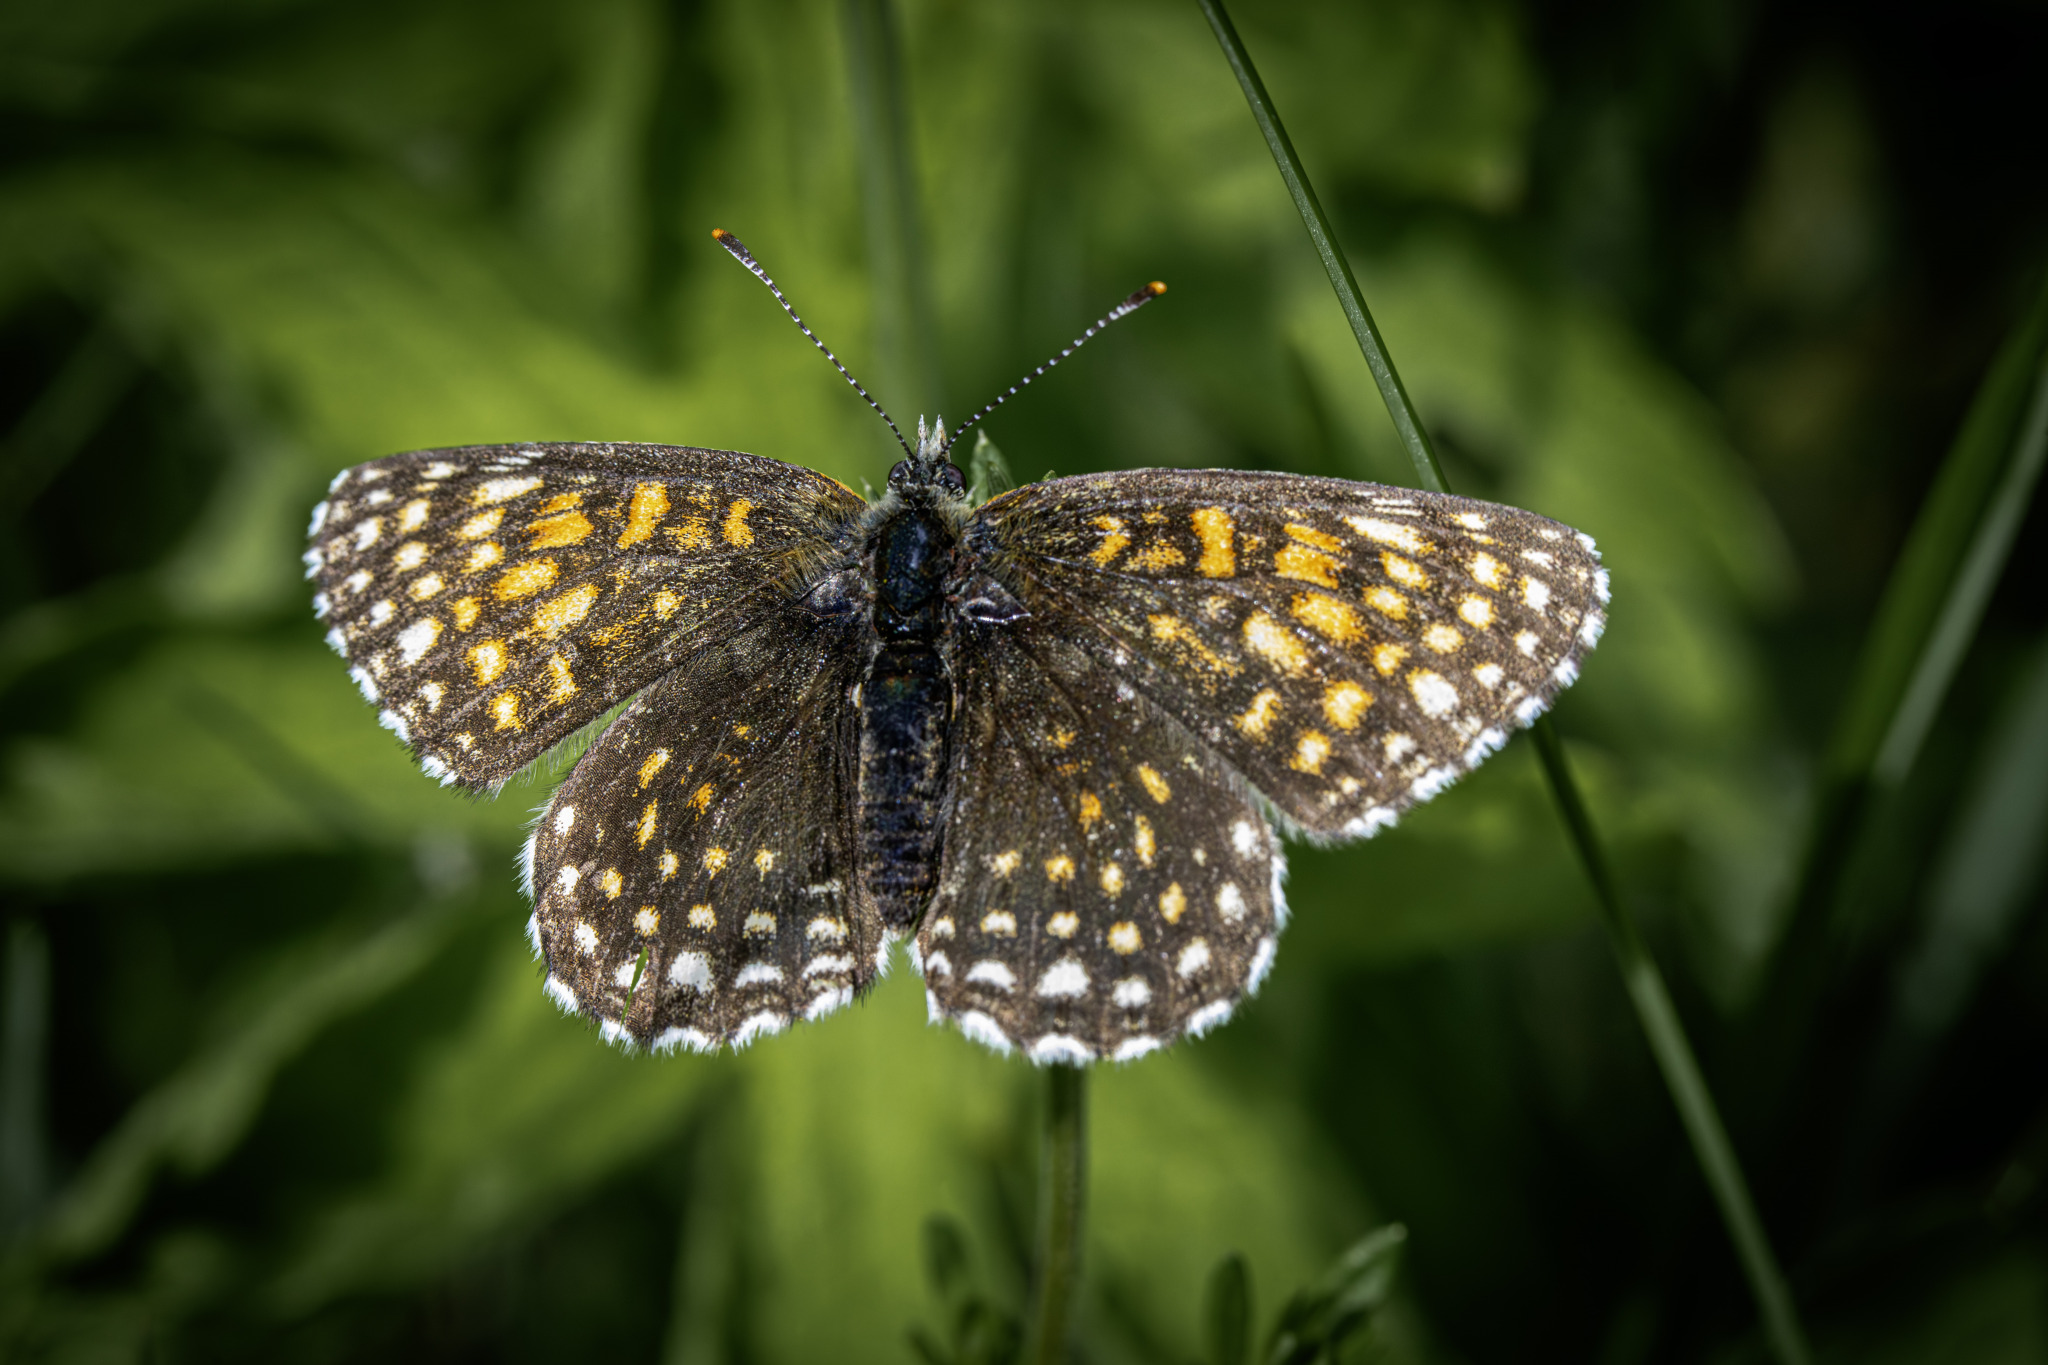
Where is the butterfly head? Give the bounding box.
[888,416,967,500]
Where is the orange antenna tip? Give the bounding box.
[711,228,731,240]
[1147,281,1167,295]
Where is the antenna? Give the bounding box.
[712,229,914,460]
[942,281,1167,455]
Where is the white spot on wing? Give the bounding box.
[805,986,853,1019]
[1037,957,1090,998]
[1112,977,1151,1008]
[735,962,782,988]
[1113,1036,1161,1061]
[1410,671,1458,718]
[1029,1035,1095,1065]
[1185,999,1234,1036]
[1410,766,1458,801]
[653,1026,716,1054]
[668,951,712,992]
[1217,883,1246,920]
[967,959,1017,991]
[1463,727,1507,767]
[1230,820,1259,858]
[956,1010,1014,1054]
[1247,936,1277,992]
[732,1011,787,1048]
[396,618,440,665]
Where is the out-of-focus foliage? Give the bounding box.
[0,0,2042,1361]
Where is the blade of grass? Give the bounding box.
[1761,276,2048,1024]
[1195,4,1812,1362]
[843,12,1091,1357]
[1194,0,1444,495]
[842,0,943,425]
[1022,1066,1087,1365]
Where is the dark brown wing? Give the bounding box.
[523,603,879,1050]
[966,470,1607,839]
[918,620,1282,1062]
[305,442,864,788]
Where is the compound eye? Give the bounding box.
[886,459,916,490]
[939,463,966,493]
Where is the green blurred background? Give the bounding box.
[1,0,2044,1360]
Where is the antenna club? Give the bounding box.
[1147,281,1167,295]
[711,228,731,241]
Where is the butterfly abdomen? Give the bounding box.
[858,499,959,930]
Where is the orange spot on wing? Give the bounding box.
[1090,516,1131,567]
[489,691,521,730]
[1323,681,1372,729]
[544,653,577,704]
[722,498,755,546]
[1242,611,1310,675]
[1275,541,1341,587]
[618,483,670,547]
[1364,585,1408,619]
[1149,614,1239,676]
[1290,592,1362,644]
[1192,507,1236,578]
[527,510,593,548]
[533,582,599,639]
[494,559,558,601]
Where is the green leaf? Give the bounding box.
[1264,1224,1405,1365]
[1204,1252,1251,1365]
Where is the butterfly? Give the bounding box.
[305,231,1608,1064]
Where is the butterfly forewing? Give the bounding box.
[306,443,864,788]
[525,606,880,1050]
[970,471,1608,838]
[921,620,1281,1063]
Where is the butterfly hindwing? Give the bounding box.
[919,620,1282,1062]
[525,604,879,1050]
[307,442,865,788]
[969,470,1608,838]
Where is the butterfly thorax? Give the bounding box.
[857,456,970,930]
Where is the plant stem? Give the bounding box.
[1531,724,1812,1365]
[1194,0,1445,495]
[841,0,943,423]
[1757,279,2048,1039]
[1023,1065,1087,1365]
[843,10,1095,1357]
[1197,3,1812,1361]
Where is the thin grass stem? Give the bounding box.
[1195,0,1445,494]
[1195,3,1811,1360]
[1531,724,1811,1365]
[1023,1065,1087,1365]
[1760,279,2048,1031]
[842,0,942,422]
[843,13,1093,1358]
